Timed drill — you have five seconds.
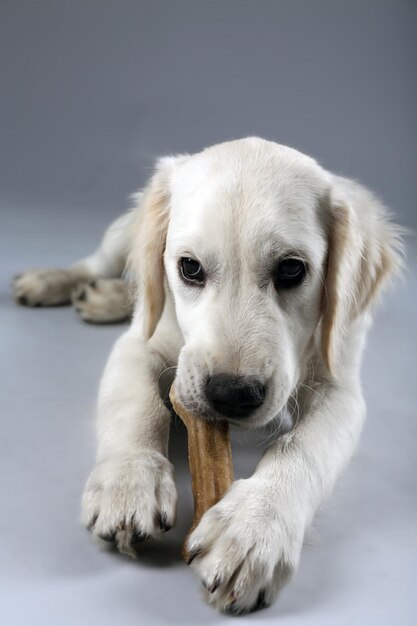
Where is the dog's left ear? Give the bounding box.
[128,155,186,340]
[321,184,405,375]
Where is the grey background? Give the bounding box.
[0,1,416,625]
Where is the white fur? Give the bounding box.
[14,137,404,613]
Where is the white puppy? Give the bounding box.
[13,138,404,613]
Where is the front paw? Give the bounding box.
[82,450,177,556]
[186,478,304,614]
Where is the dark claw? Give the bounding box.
[87,514,98,531]
[130,530,150,545]
[224,602,238,614]
[18,295,28,305]
[98,530,117,543]
[209,576,221,594]
[158,513,172,532]
[252,589,269,612]
[89,280,97,288]
[77,289,87,302]
[186,548,201,565]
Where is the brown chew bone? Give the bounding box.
[169,386,234,560]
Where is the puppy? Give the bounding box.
[13,138,404,613]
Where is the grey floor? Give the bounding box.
[1,201,416,626]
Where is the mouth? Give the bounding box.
[171,396,227,424]
[170,391,275,430]
[171,377,286,429]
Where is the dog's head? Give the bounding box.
[130,138,403,428]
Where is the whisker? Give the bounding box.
[299,382,323,400]
[256,409,286,447]
[156,364,178,384]
[288,391,301,430]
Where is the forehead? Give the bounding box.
[167,141,329,264]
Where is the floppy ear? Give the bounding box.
[128,157,181,340]
[321,184,405,375]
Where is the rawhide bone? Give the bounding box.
[169,385,234,561]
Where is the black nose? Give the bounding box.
[205,374,266,418]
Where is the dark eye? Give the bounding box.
[274,258,307,290]
[179,257,205,285]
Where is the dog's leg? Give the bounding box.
[81,298,182,555]
[186,347,366,612]
[12,209,136,309]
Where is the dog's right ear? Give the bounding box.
[128,156,185,340]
